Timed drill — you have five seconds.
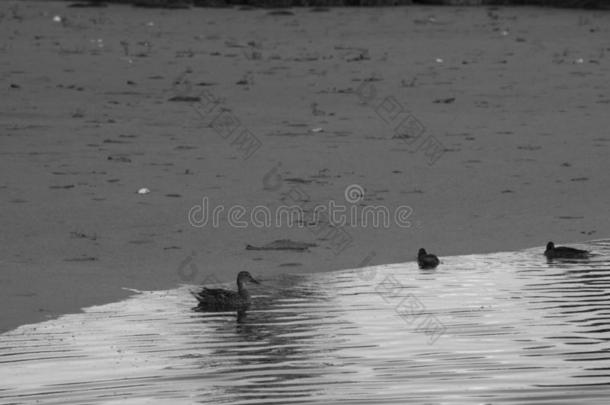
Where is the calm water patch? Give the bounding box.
[1,240,610,404]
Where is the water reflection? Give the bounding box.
[517,241,610,383]
[190,275,355,402]
[1,241,610,404]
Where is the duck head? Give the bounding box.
[418,248,427,257]
[237,271,260,286]
[546,241,555,251]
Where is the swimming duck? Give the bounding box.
[192,271,260,311]
[544,241,589,259]
[418,248,440,269]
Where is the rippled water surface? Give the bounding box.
[2,240,610,404]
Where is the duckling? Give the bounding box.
[418,248,439,269]
[544,241,589,259]
[192,271,259,311]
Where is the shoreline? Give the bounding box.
[3,238,606,334]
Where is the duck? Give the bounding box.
[192,271,260,311]
[418,248,440,269]
[544,241,589,259]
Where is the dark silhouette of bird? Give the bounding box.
[544,241,589,259]
[192,271,260,311]
[418,248,440,269]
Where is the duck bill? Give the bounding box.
[250,277,260,284]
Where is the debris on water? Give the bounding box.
[107,155,132,163]
[574,58,585,64]
[70,231,97,241]
[433,97,456,104]
[435,58,443,63]
[90,38,104,48]
[310,127,324,133]
[137,188,150,195]
[246,239,317,252]
[168,96,201,102]
[53,15,62,23]
[501,30,509,36]
[267,10,295,16]
[49,184,75,189]
[64,256,97,262]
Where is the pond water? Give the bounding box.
[2,240,610,404]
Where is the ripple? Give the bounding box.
[1,240,610,404]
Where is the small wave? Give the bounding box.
[2,240,610,404]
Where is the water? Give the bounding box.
[2,240,610,404]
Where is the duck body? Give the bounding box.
[193,271,259,311]
[418,248,440,269]
[544,241,589,259]
[193,288,250,310]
